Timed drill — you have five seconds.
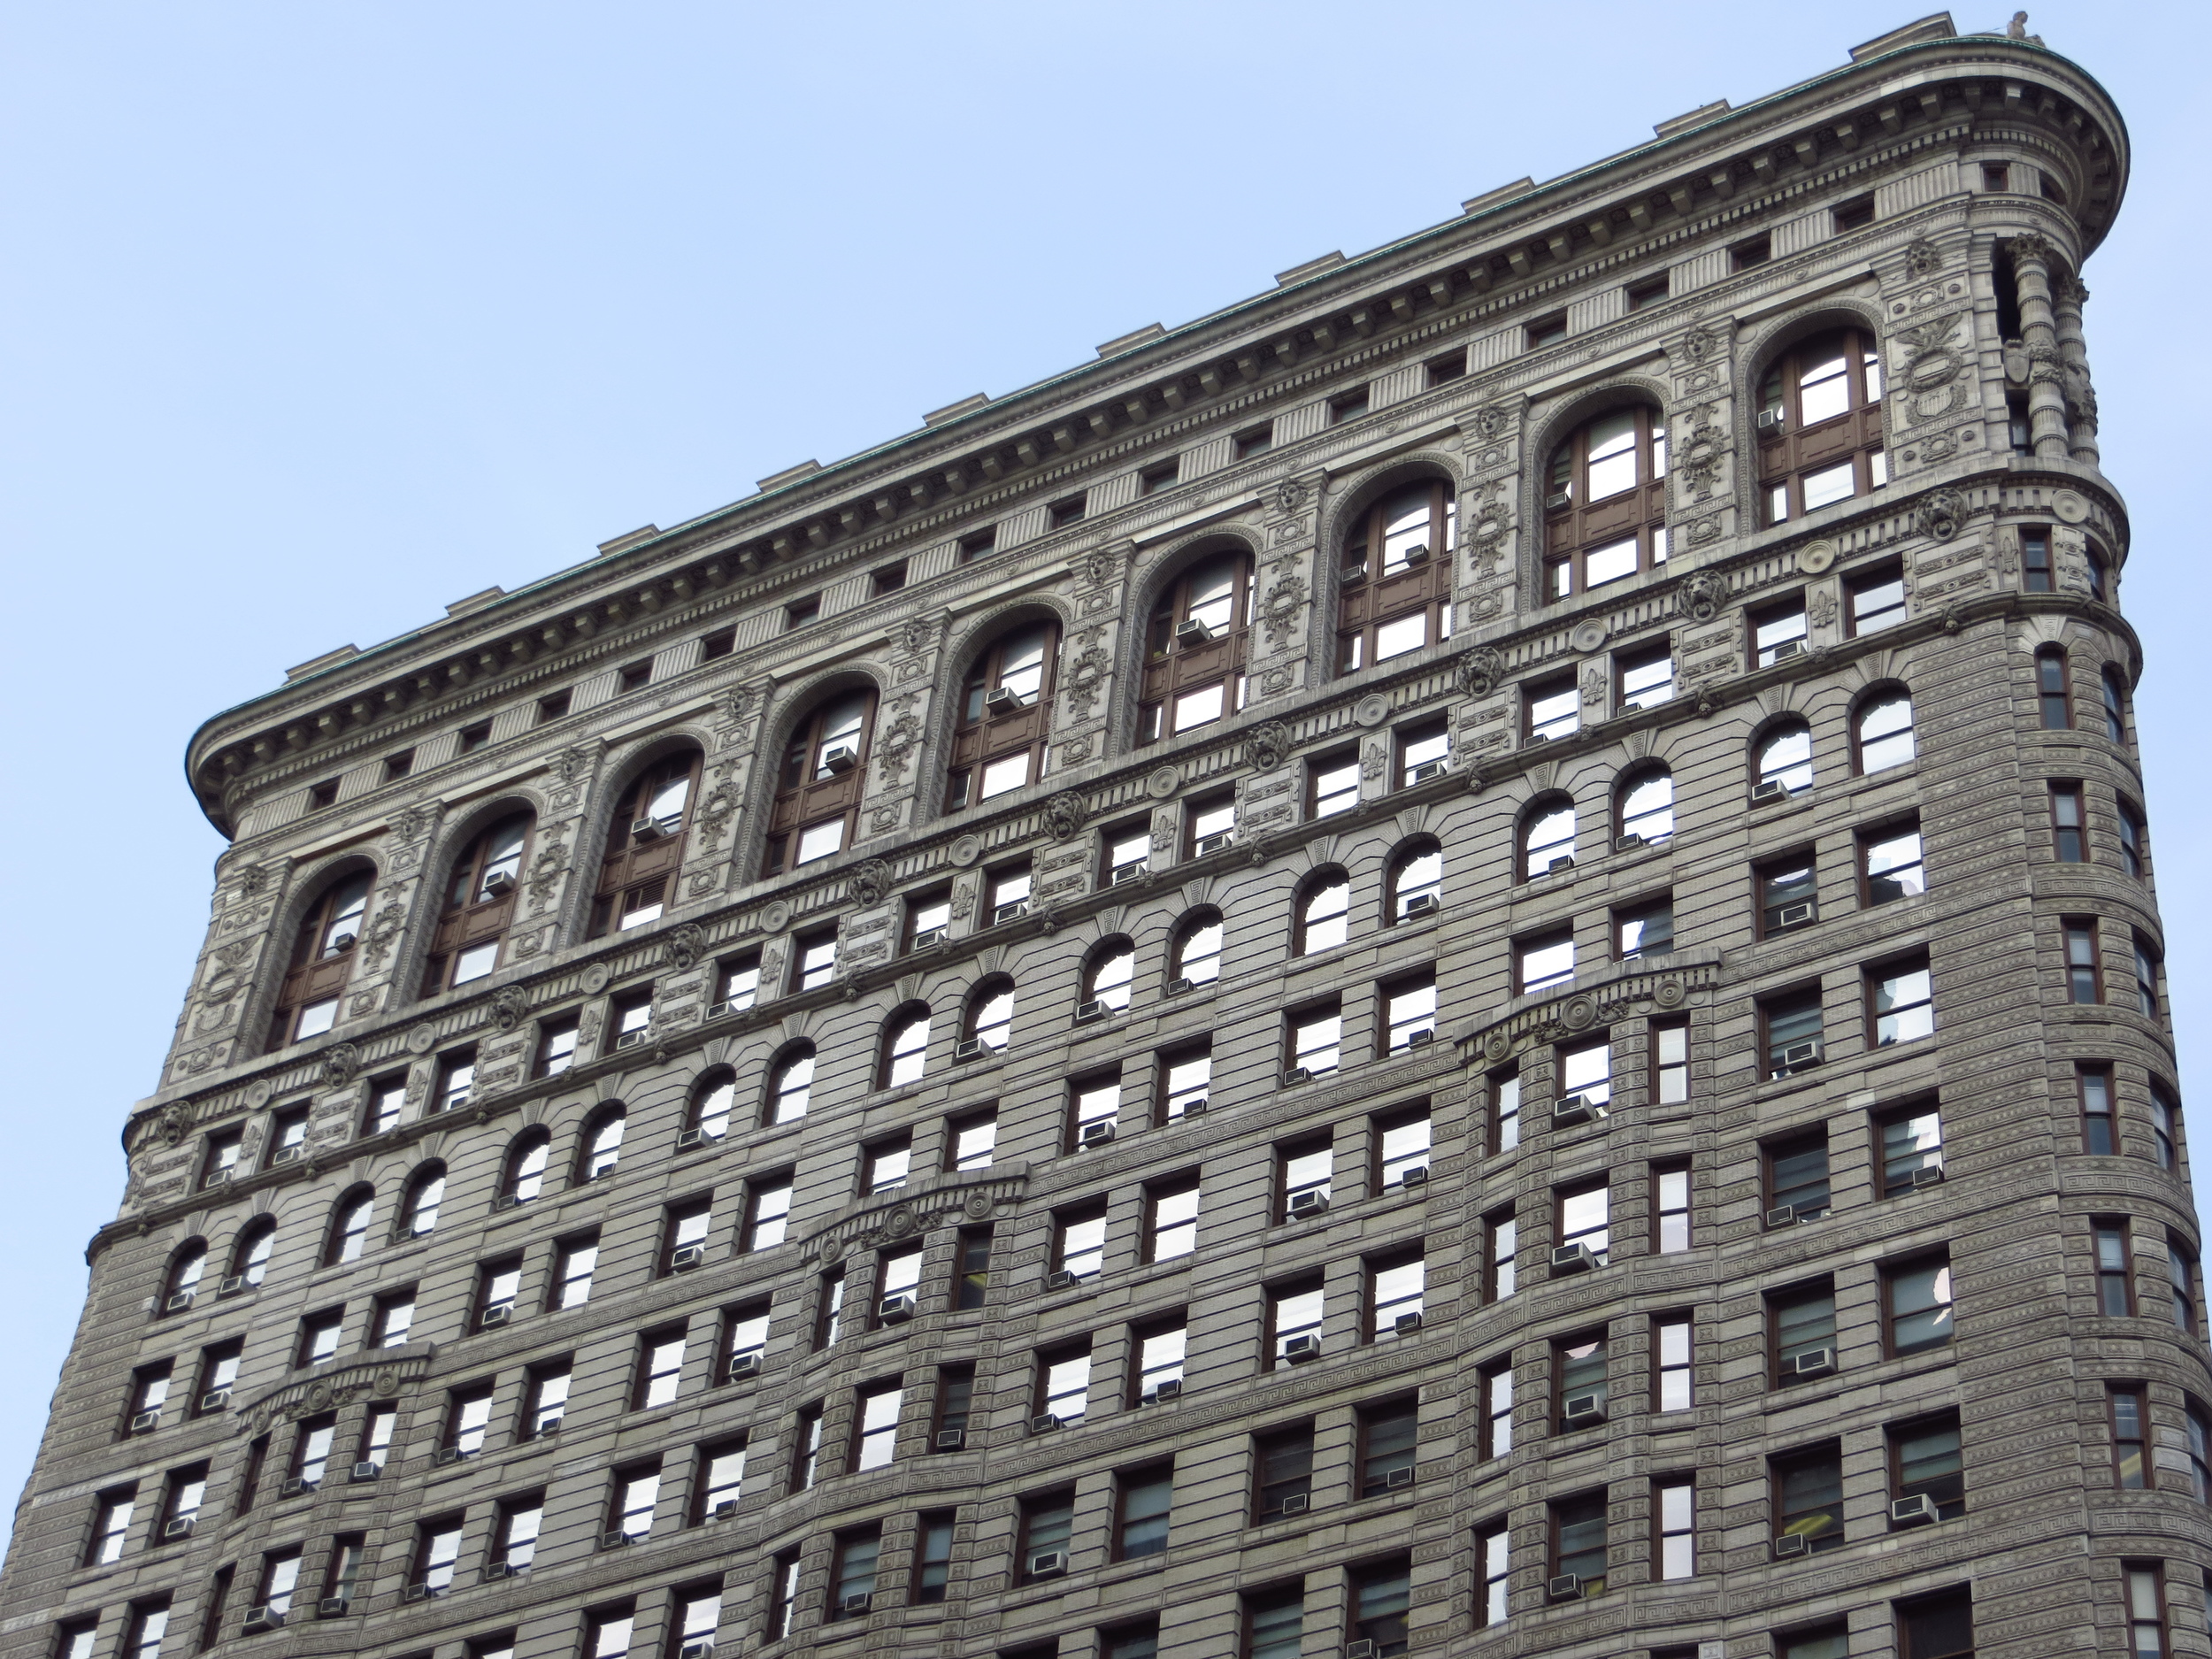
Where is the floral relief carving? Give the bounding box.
[526,828,569,913]
[1064,630,1111,718]
[1579,665,1607,708]
[1259,572,1309,649]
[1674,403,1729,501]
[360,900,407,971]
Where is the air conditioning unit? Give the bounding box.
[1551,1242,1598,1273]
[163,1517,196,1540]
[491,1193,522,1211]
[1406,1028,1437,1048]
[911,926,947,949]
[1111,861,1148,886]
[482,870,518,897]
[1401,543,1431,566]
[995,898,1031,925]
[821,746,858,773]
[1029,1413,1061,1434]
[1282,1334,1322,1363]
[164,1290,196,1313]
[600,1531,632,1549]
[434,1446,466,1466]
[727,1354,763,1381]
[1279,1493,1310,1516]
[480,1305,513,1328]
[316,1598,349,1619]
[670,1244,706,1271]
[1282,1067,1311,1087]
[1526,733,1551,745]
[1547,1574,1585,1601]
[271,1145,303,1165]
[200,1389,231,1413]
[1545,490,1572,511]
[1348,1642,1379,1659]
[1174,619,1214,648]
[629,817,664,842]
[1752,780,1789,803]
[1165,976,1194,995]
[1340,560,1370,583]
[279,1476,316,1497]
[401,1585,432,1605]
[1765,1204,1799,1228]
[1394,1310,1425,1335]
[935,1428,966,1451]
[1148,1379,1183,1402]
[242,1607,281,1633]
[1079,1120,1117,1148]
[616,1025,653,1049]
[839,1593,873,1616]
[711,1499,740,1520]
[1563,1392,1607,1426]
[1074,999,1108,1024]
[985,686,1022,715]
[1402,893,1440,916]
[1756,408,1786,434]
[1409,760,1447,783]
[483,1562,518,1581]
[878,1294,916,1322]
[532,1417,561,1438]
[676,1127,723,1151]
[1770,639,1806,663]
[1890,1494,1940,1526]
[680,1643,715,1659]
[1775,1038,1824,1073]
[1553,1094,1596,1127]
[956,1039,988,1062]
[1614,833,1645,852]
[1547,855,1576,874]
[1773,901,1816,930]
[1773,1533,1809,1559]
[349,1462,381,1482]
[1399,1165,1430,1187]
[1288,1189,1330,1219]
[1196,830,1235,856]
[1386,1465,1416,1489]
[1912,1163,1946,1187]
[1790,1348,1837,1378]
[1027,1551,1067,1578]
[1048,1270,1079,1290]
[203,1169,233,1187]
[1180,1097,1210,1118]
[131,1409,162,1432]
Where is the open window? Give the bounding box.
[1337,479,1455,670]
[947,621,1059,810]
[1140,549,1255,743]
[764,689,876,874]
[268,869,372,1048]
[1544,406,1667,600]
[590,749,702,936]
[423,812,534,995]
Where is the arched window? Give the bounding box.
[324,1190,374,1266]
[1543,407,1667,601]
[228,1218,277,1290]
[2037,647,2072,729]
[1755,721,1814,796]
[578,1106,626,1182]
[948,621,1059,810]
[400,1164,446,1239]
[1140,549,1256,744]
[423,811,534,995]
[1761,721,1814,801]
[2102,667,2130,744]
[1520,800,1576,879]
[268,870,372,1049]
[765,691,877,874]
[765,1047,816,1125]
[1755,328,1886,525]
[591,749,703,937]
[1617,767,1675,844]
[500,1130,551,1207]
[879,1006,932,1090]
[162,1241,207,1311]
[1083,939,1135,1014]
[1171,911,1225,989]
[1387,841,1445,918]
[687,1071,737,1142]
[963,979,1016,1054]
[1855,690,1916,773]
[1337,480,1456,670]
[1295,869,1351,956]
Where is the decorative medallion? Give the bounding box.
[1570,619,1609,654]
[1145,765,1181,799]
[1654,977,1686,1009]
[581,963,613,995]
[243,1079,273,1110]
[949,835,984,868]
[662,922,707,970]
[1799,540,1838,575]
[1562,995,1597,1032]
[1247,721,1292,772]
[758,900,793,933]
[2052,489,2091,525]
[1455,646,1506,698]
[1483,1030,1513,1064]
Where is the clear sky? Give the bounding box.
[0,1,2199,1511]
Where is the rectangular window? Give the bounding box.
[1847,563,1907,634]
[1478,1522,1509,1625]
[812,1270,845,1349]
[1374,1105,1431,1190]
[633,1325,687,1410]
[789,1404,824,1491]
[2051,782,2086,861]
[1772,1280,1838,1383]
[741,1177,792,1252]
[1286,1000,1341,1079]
[1772,1443,1844,1554]
[551,1233,598,1308]
[196,1340,241,1418]
[2083,1066,2118,1155]
[128,1362,172,1434]
[660,1200,712,1276]
[1652,1164,1691,1251]
[296,1308,343,1369]
[1115,1465,1173,1558]
[1751,595,1808,664]
[1886,1256,1955,1353]
[1732,231,1771,269]
[1517,928,1574,995]
[1550,1492,1608,1591]
[1184,794,1235,861]
[434,1048,476,1115]
[933,1364,974,1448]
[1757,852,1819,936]
[1307,748,1360,818]
[1267,1278,1325,1367]
[765,1551,801,1641]
[1555,1179,1609,1264]
[493,1494,542,1571]
[2152,1086,2179,1171]
[1019,1491,1075,1578]
[1131,1315,1187,1402]
[1054,1203,1107,1280]
[1834,195,1877,232]
[88,1486,135,1564]
[793,926,838,991]
[1255,1423,1314,1518]
[1870,954,1936,1046]
[947,1107,996,1171]
[863,1134,911,1195]
[1767,1132,1831,1223]
[1525,674,1578,741]
[2064,918,2102,1002]
[2172,1243,2200,1335]
[695,1438,747,1519]
[1330,387,1371,423]
[2128,1567,2168,1659]
[1878,1101,1946,1194]
[1617,642,1675,713]
[1891,1414,1965,1519]
[1069,1067,1122,1146]
[2119,795,2147,878]
[2110,1384,2149,1487]
[1557,1036,1611,1110]
[1101,818,1151,886]
[288,1415,336,1486]
[1396,720,1450,787]
[1485,1205,1518,1300]
[881,1244,926,1325]
[444,1383,493,1458]
[1655,1478,1696,1578]
[1368,1252,1425,1340]
[1279,1137,1332,1219]
[1763,987,1824,1078]
[711,953,760,1016]
[2136,933,2162,1018]
[1655,1314,1694,1410]
[1035,1344,1092,1427]
[1526,313,1567,349]
[413,1514,465,1593]
[1861,821,1925,905]
[912,1510,956,1604]
[1617,896,1674,960]
[1350,1559,1410,1655]
[1380,971,1437,1053]
[852,1381,902,1472]
[1480,1360,1514,1459]
[1555,1331,1607,1426]
[1235,423,1274,459]
[534,1018,579,1079]
[1489,1071,1520,1156]
[951,1225,993,1310]
[1145,1179,1201,1263]
[2094,1219,2137,1315]
[1242,1583,1305,1659]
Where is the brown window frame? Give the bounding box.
[2036,644,2073,729]
[1335,480,1455,673]
[1755,327,1885,526]
[266,871,373,1049]
[1543,404,1669,603]
[2108,1383,2150,1488]
[1139,549,1256,746]
[588,750,703,938]
[764,691,878,876]
[2062,916,2103,1003]
[422,812,535,995]
[945,621,1061,812]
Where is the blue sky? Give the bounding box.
[0,1,2197,1509]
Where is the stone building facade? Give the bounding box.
[0,14,2188,1659]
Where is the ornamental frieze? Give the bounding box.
[1461,951,1724,1069]
[234,1351,430,1439]
[798,1171,1029,1264]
